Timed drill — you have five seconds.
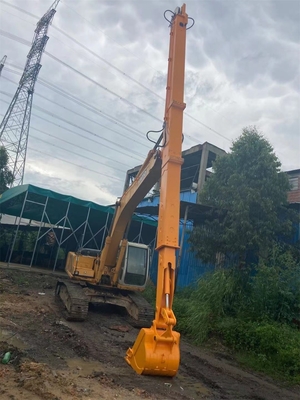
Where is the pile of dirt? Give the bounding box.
[17,361,79,400]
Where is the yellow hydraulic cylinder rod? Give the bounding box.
[126,4,192,377]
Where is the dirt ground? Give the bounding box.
[0,267,299,400]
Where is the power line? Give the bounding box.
[30,134,126,174]
[0,0,37,19]
[2,67,145,138]
[0,109,134,171]
[0,29,161,123]
[53,3,234,130]
[3,64,203,148]
[61,1,160,73]
[29,112,142,162]
[0,94,145,160]
[44,51,162,123]
[0,98,143,163]
[0,0,232,138]
[0,28,228,144]
[34,92,149,148]
[185,113,230,142]
[30,126,131,169]
[33,102,146,158]
[0,0,156,73]
[52,24,164,102]
[27,146,124,182]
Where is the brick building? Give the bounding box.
[286,169,300,204]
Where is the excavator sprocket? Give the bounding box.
[126,291,154,328]
[55,279,89,321]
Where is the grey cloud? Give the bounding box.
[0,0,299,204]
[191,0,300,88]
[264,0,300,42]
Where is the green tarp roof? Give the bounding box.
[0,184,157,228]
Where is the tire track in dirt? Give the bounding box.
[179,347,300,400]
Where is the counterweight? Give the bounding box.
[0,1,59,187]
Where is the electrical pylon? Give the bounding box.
[0,0,60,187]
[0,55,7,76]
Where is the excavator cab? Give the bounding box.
[119,242,150,289]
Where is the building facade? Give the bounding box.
[287,169,300,204]
[124,141,226,203]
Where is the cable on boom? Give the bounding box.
[146,121,184,151]
[163,10,175,26]
[186,17,195,30]
[146,123,165,148]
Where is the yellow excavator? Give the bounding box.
[55,4,191,377]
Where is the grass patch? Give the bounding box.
[141,279,156,307]
[217,318,300,384]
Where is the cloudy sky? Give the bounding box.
[0,0,299,205]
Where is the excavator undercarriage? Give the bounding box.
[55,279,154,328]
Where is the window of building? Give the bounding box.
[289,177,299,191]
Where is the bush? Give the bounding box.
[217,318,300,382]
[246,262,300,324]
[172,267,255,343]
[170,244,300,382]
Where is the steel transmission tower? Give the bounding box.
[0,55,7,76]
[0,0,60,187]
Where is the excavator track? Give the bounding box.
[55,279,153,327]
[126,291,154,328]
[55,279,89,321]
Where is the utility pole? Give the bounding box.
[0,55,7,76]
[0,0,60,187]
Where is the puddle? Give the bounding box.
[66,358,104,376]
[0,329,27,350]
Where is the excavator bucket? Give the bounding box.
[125,326,180,377]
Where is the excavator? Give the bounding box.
[55,4,192,377]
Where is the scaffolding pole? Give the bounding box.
[99,211,110,250]
[29,197,49,267]
[7,191,28,266]
[53,202,70,271]
[80,207,91,248]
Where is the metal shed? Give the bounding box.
[0,184,157,271]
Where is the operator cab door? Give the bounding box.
[119,243,150,289]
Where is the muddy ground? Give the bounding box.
[0,267,299,400]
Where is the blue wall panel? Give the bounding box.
[137,190,197,209]
[149,224,215,289]
[139,191,214,288]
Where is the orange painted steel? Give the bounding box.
[125,4,189,377]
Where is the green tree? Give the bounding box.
[0,146,14,194]
[189,126,294,266]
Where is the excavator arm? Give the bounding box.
[125,3,192,377]
[94,148,162,285]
